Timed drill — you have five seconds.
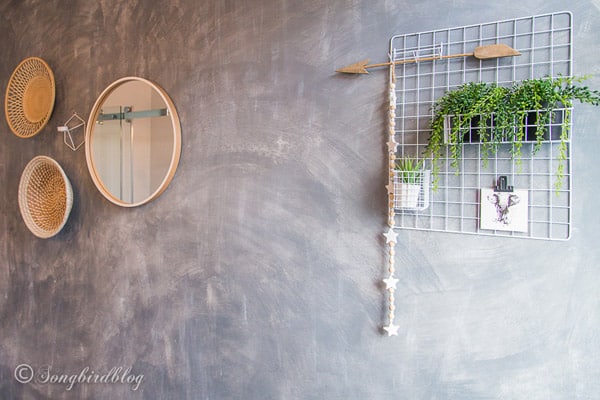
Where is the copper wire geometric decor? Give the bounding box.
[5,57,56,138]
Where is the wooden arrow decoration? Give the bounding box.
[336,44,521,74]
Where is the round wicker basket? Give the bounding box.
[18,156,73,238]
[5,57,56,138]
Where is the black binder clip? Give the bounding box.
[495,176,513,192]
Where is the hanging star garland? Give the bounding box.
[383,323,399,336]
[383,228,398,244]
[383,275,399,290]
[383,66,399,337]
[387,139,399,153]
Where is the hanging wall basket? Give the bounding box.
[18,156,73,238]
[393,169,430,211]
[5,57,56,138]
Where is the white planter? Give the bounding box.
[393,169,430,211]
[395,182,421,209]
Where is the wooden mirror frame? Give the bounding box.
[85,77,181,207]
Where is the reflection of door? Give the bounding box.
[93,103,168,204]
[93,106,135,203]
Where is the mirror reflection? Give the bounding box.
[85,77,181,207]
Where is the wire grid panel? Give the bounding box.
[390,11,573,240]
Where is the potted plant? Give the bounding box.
[426,76,600,190]
[394,156,426,209]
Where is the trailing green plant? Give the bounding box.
[425,76,600,191]
[395,156,424,185]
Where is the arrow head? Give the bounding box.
[473,44,521,60]
[336,59,370,74]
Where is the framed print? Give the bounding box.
[480,188,529,232]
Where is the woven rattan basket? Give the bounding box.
[5,57,56,138]
[18,156,73,238]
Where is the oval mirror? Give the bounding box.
[85,77,181,207]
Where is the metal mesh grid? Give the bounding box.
[390,11,573,240]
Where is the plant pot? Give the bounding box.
[393,169,430,210]
[395,182,421,209]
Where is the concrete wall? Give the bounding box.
[1,1,599,399]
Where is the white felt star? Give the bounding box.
[383,275,399,290]
[383,323,399,336]
[383,228,398,244]
[387,140,399,153]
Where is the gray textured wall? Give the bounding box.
[1,1,599,399]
